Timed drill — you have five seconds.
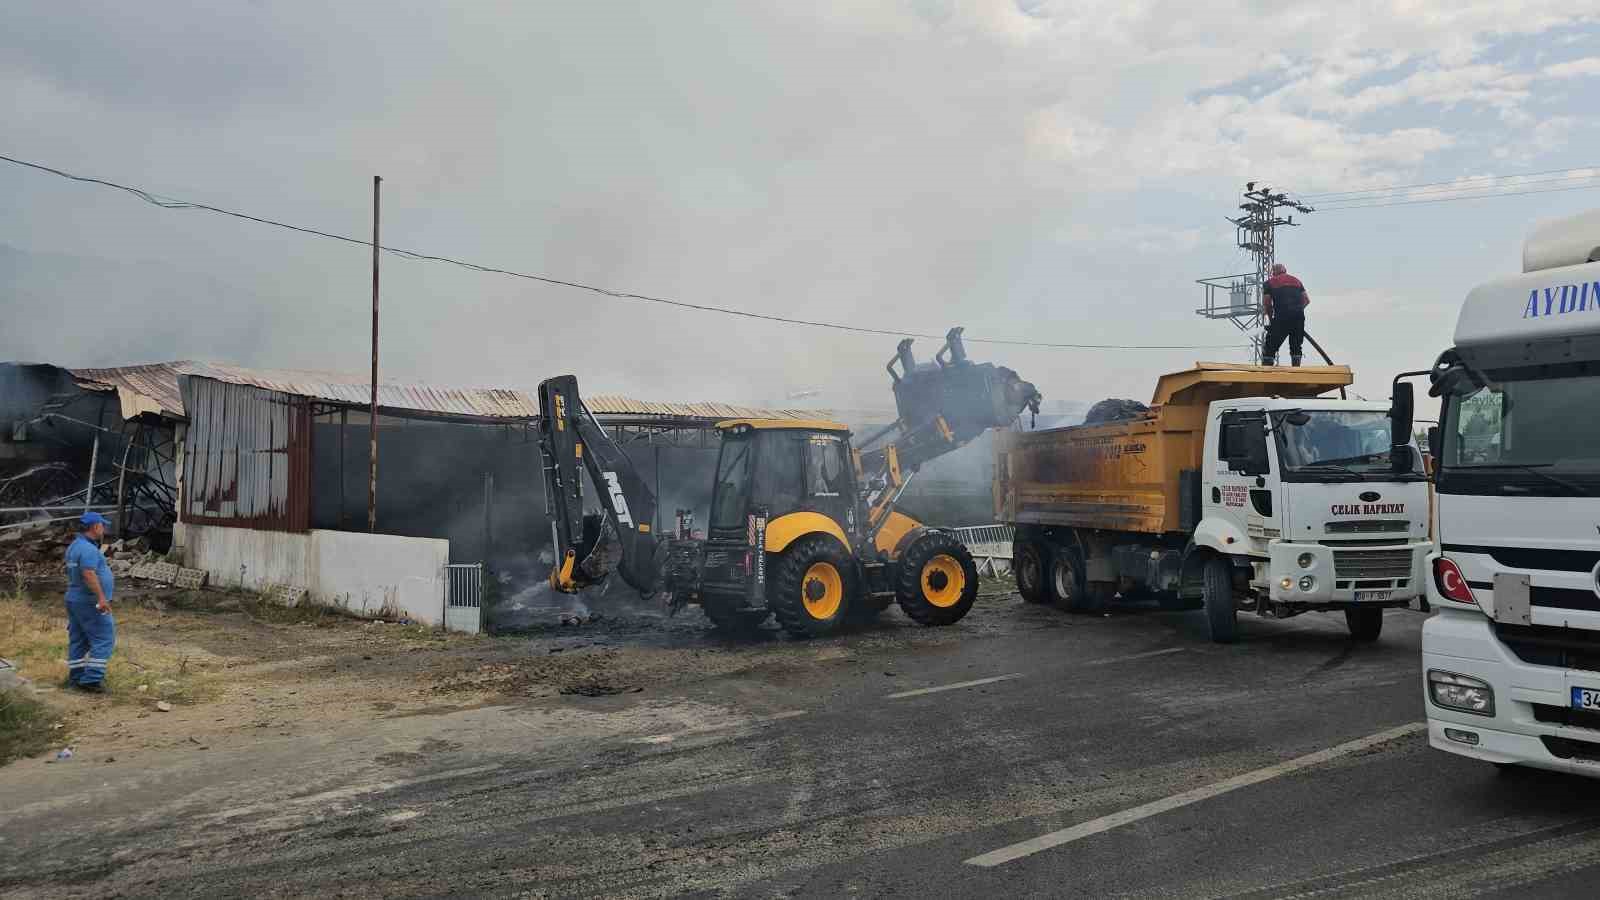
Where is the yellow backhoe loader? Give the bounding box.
[537,328,1041,638]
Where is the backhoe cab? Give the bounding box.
[536,327,1041,639]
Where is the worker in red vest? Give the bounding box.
[1261,263,1311,366]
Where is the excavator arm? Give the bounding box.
[537,375,661,594]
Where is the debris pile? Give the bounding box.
[0,521,76,580]
[0,521,205,588]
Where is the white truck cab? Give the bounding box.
[1198,397,1432,621]
[1423,208,1600,776]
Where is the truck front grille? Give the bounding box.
[1326,520,1409,534]
[1492,623,1600,672]
[1332,549,1413,580]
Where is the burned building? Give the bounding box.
[1,362,182,547]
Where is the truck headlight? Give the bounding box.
[1427,670,1494,716]
[1279,577,1294,591]
[1296,552,1315,569]
[1298,575,1315,592]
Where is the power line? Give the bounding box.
[1311,170,1600,206]
[1300,165,1600,201]
[0,153,1242,352]
[1317,180,1600,212]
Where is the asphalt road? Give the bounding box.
[7,596,1600,898]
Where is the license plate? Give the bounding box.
[1572,687,1600,711]
[1355,590,1392,602]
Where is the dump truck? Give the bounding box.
[995,363,1433,642]
[538,328,1042,638]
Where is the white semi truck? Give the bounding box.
[1423,208,1600,776]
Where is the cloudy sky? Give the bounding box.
[3,1,1598,416]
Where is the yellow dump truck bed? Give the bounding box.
[994,363,1354,536]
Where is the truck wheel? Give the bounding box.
[1047,544,1103,612]
[896,532,980,626]
[1346,607,1384,642]
[1202,556,1238,644]
[1014,539,1047,603]
[700,597,769,635]
[768,535,856,638]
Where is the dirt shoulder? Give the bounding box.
[2,575,1021,768]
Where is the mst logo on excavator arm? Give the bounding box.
[603,471,634,527]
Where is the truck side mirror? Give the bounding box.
[1426,425,1441,459]
[1390,382,1414,474]
[1241,419,1270,475]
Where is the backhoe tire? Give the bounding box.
[1014,538,1048,604]
[768,535,856,638]
[1047,543,1103,613]
[1202,555,1238,644]
[1346,607,1384,642]
[895,531,979,626]
[700,596,769,635]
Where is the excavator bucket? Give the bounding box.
[878,327,1042,470]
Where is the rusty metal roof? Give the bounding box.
[585,394,814,422]
[65,361,814,423]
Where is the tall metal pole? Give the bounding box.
[368,175,381,533]
[339,407,347,529]
[83,432,100,517]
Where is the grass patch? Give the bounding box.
[0,689,57,764]
[1,578,219,707]
[238,593,360,627]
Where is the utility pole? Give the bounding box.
[369,175,381,534]
[1195,182,1314,362]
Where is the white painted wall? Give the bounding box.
[313,529,450,623]
[177,523,450,625]
[178,522,311,593]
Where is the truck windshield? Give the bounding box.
[709,434,754,531]
[1439,367,1600,496]
[1275,411,1417,477]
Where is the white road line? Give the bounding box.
[886,673,1022,699]
[1081,647,1185,666]
[964,721,1427,868]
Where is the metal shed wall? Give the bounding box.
[179,376,311,532]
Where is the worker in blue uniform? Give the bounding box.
[64,511,116,692]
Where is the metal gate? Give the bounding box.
[443,563,483,634]
[950,524,1015,576]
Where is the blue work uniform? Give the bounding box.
[64,533,116,686]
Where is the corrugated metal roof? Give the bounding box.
[586,394,815,422]
[65,361,815,423]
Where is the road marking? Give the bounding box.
[886,673,1022,699]
[1081,647,1185,666]
[964,721,1426,867]
[628,710,807,744]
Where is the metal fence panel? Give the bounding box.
[950,523,1015,576]
[444,563,483,634]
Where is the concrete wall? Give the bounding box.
[177,522,450,624]
[312,529,450,623]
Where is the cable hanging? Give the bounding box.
[0,153,1244,352]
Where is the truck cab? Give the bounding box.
[1201,398,1431,616]
[1422,208,1600,776]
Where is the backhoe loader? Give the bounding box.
[536,328,1042,638]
